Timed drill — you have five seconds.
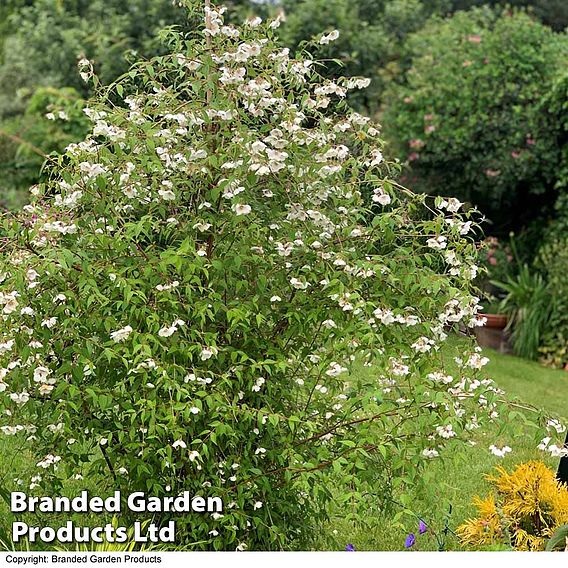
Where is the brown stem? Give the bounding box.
[0,129,48,158]
[100,443,117,481]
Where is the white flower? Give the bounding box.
[547,419,566,434]
[193,222,212,232]
[537,437,551,451]
[427,372,453,385]
[110,325,133,343]
[290,277,310,290]
[158,189,176,201]
[326,362,348,377]
[10,392,30,405]
[368,149,383,167]
[158,319,185,337]
[36,454,61,469]
[390,360,410,377]
[436,424,456,439]
[466,353,489,370]
[253,501,263,510]
[200,346,218,361]
[427,236,447,250]
[172,439,187,450]
[232,203,252,216]
[372,191,391,206]
[319,30,340,45]
[422,448,439,459]
[189,406,200,415]
[411,337,434,353]
[252,377,266,392]
[0,340,15,354]
[188,450,200,462]
[489,444,512,458]
[445,198,463,213]
[41,317,57,329]
[33,366,51,383]
[547,444,568,458]
[270,295,282,303]
[38,383,55,396]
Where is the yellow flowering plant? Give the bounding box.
[458,461,568,551]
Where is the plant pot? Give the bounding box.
[474,313,511,353]
[483,313,508,330]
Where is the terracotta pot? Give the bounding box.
[482,313,508,330]
[475,313,510,352]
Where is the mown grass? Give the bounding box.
[1,339,567,550]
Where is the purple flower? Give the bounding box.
[405,533,416,549]
[345,544,355,552]
[419,520,427,535]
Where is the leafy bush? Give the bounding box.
[447,0,568,31]
[458,461,568,550]
[492,264,551,360]
[383,8,568,233]
[0,0,522,550]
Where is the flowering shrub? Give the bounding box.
[457,461,568,550]
[383,8,568,232]
[0,0,541,550]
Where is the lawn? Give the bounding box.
[1,339,567,551]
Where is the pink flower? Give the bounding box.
[489,257,497,266]
[424,114,435,121]
[408,152,420,162]
[425,125,436,134]
[467,34,482,43]
[485,169,501,177]
[511,151,521,159]
[462,60,472,67]
[409,139,425,149]
[404,96,413,104]
[526,137,536,146]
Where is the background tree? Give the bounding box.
[383,8,568,236]
[447,0,568,31]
